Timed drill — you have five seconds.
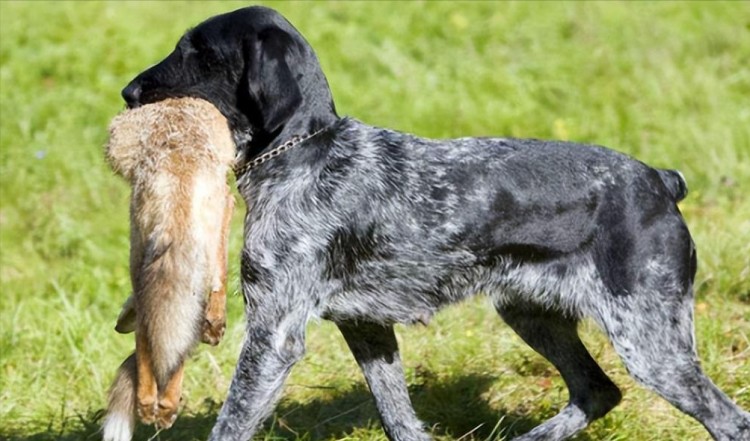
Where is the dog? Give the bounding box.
[102,98,235,441]
[120,6,750,441]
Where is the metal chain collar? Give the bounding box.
[233,127,327,178]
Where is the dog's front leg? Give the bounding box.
[339,322,431,441]
[208,298,308,441]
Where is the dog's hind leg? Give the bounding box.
[593,224,750,440]
[338,321,431,441]
[496,303,621,441]
[595,291,750,440]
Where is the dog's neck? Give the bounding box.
[239,103,339,161]
[273,109,338,149]
[233,124,331,178]
[233,108,339,175]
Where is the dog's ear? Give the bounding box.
[245,28,303,133]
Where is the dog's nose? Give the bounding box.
[121,83,142,108]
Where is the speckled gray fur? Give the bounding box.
[119,6,750,441]
[212,118,749,441]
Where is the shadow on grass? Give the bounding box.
[2,372,591,441]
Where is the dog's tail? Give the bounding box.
[102,354,136,441]
[657,169,688,202]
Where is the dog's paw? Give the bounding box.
[201,316,226,346]
[155,401,178,430]
[136,399,157,425]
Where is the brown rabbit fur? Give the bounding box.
[102,98,235,440]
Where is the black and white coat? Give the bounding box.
[121,6,750,441]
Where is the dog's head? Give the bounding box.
[121,6,337,152]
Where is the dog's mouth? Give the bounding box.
[122,85,185,109]
[126,91,169,109]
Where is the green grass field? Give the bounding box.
[1,1,748,440]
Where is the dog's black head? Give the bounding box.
[122,6,338,153]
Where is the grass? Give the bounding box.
[1,1,749,440]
